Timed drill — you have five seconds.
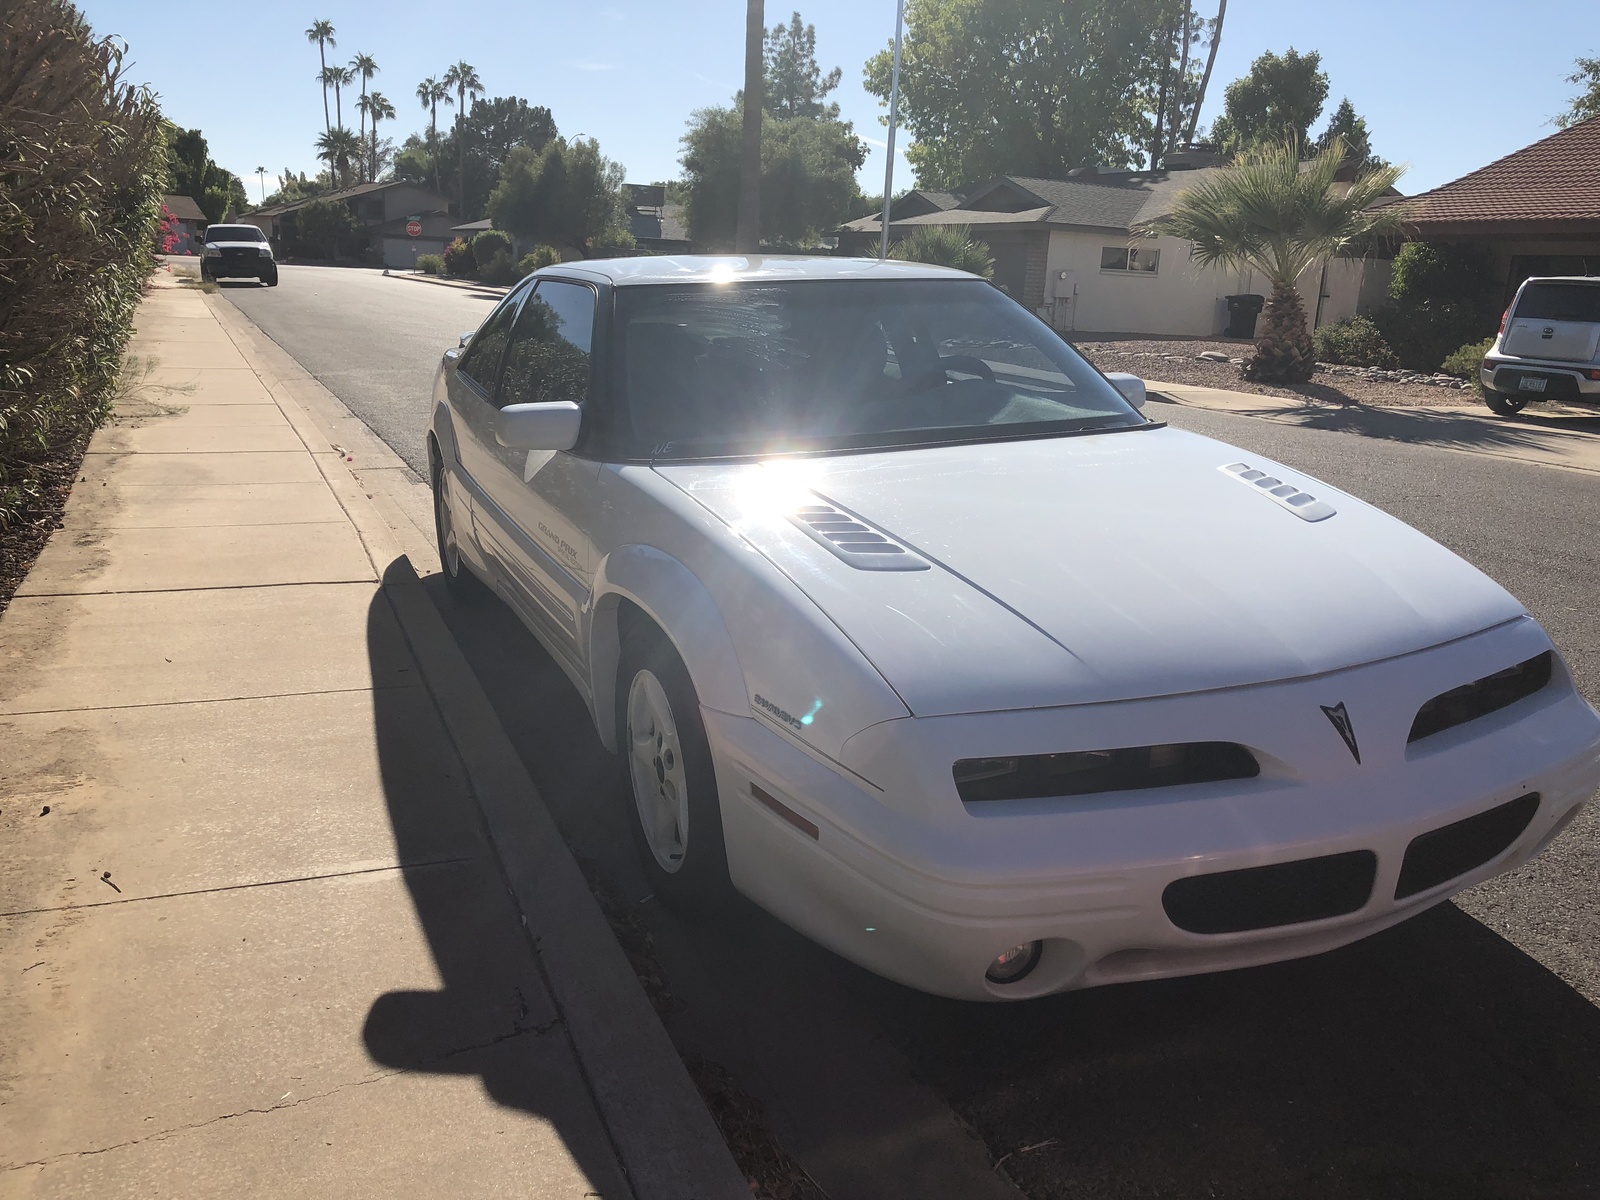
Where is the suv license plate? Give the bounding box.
[1519,376,1548,393]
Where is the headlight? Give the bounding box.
[258,246,272,256]
[203,246,221,256]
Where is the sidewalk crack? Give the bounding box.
[0,1070,403,1172]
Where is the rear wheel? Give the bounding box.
[617,625,729,911]
[430,451,488,605]
[1482,387,1528,416]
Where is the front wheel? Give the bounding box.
[1483,387,1528,416]
[262,267,278,287]
[618,626,729,911]
[430,454,488,605]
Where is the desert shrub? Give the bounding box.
[519,245,561,274]
[590,227,638,257]
[442,236,476,278]
[415,253,444,276]
[477,250,522,287]
[1372,242,1501,372]
[1441,336,1496,379]
[1,1,167,534]
[471,228,513,264]
[889,226,995,278]
[1313,316,1397,368]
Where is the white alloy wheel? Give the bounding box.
[627,668,690,873]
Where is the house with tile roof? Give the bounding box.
[1393,114,1600,299]
[842,166,1388,338]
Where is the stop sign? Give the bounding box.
[406,219,422,238]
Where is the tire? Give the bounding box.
[430,451,489,605]
[200,263,212,282]
[1483,387,1528,416]
[263,267,278,287]
[617,624,730,911]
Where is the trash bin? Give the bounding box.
[1225,293,1266,339]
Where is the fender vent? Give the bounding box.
[790,501,930,572]
[1220,462,1336,522]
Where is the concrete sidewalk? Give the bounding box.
[1149,380,1600,476]
[0,278,742,1198]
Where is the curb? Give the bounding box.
[205,294,748,1200]
[388,270,512,297]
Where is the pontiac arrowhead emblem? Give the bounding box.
[1321,702,1361,763]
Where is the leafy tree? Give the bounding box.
[764,12,841,118]
[1182,0,1226,146]
[864,0,1187,190]
[487,138,627,252]
[432,95,559,218]
[889,226,994,277]
[1139,138,1404,383]
[166,126,248,221]
[1558,56,1600,127]
[681,103,865,248]
[392,135,433,185]
[1210,48,1329,154]
[1314,98,1386,170]
[293,197,361,261]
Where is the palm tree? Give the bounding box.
[315,127,362,189]
[255,166,267,204]
[1138,138,1405,384]
[350,53,379,178]
[305,19,336,137]
[325,65,353,134]
[734,0,764,252]
[442,61,482,215]
[1182,0,1226,146]
[417,77,453,195]
[365,92,395,183]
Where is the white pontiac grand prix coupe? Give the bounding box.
[429,256,1600,1001]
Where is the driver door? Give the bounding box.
[472,279,600,667]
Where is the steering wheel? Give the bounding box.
[904,354,995,392]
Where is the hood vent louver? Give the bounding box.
[790,501,931,572]
[1220,462,1336,522]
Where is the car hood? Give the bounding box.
[656,428,1525,716]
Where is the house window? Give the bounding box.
[1101,246,1159,274]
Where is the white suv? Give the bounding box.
[1480,276,1600,415]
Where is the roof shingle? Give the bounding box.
[1399,114,1600,230]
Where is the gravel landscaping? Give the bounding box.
[1072,336,1482,408]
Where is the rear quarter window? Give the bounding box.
[1514,283,1600,323]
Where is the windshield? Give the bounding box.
[612,279,1147,459]
[206,225,264,243]
[1515,282,1600,323]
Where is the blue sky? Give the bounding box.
[86,0,1595,203]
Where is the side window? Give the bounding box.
[457,286,528,392]
[497,281,597,409]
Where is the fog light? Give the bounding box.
[985,940,1042,984]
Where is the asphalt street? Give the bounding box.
[221,267,1600,1199]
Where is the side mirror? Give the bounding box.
[1105,372,1146,409]
[458,331,474,349]
[495,401,581,451]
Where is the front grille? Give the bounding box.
[954,741,1258,804]
[1163,850,1377,935]
[1394,793,1538,899]
[1408,651,1552,743]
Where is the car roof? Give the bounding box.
[537,254,979,288]
[1518,276,1600,285]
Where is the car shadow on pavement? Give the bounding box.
[356,581,628,1191]
[1240,400,1600,458]
[412,575,1600,1199]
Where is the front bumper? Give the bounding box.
[1481,355,1600,401]
[706,618,1600,1001]
[204,255,273,278]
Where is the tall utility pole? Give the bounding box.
[878,0,906,260]
[735,0,764,253]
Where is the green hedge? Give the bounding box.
[0,1,167,532]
